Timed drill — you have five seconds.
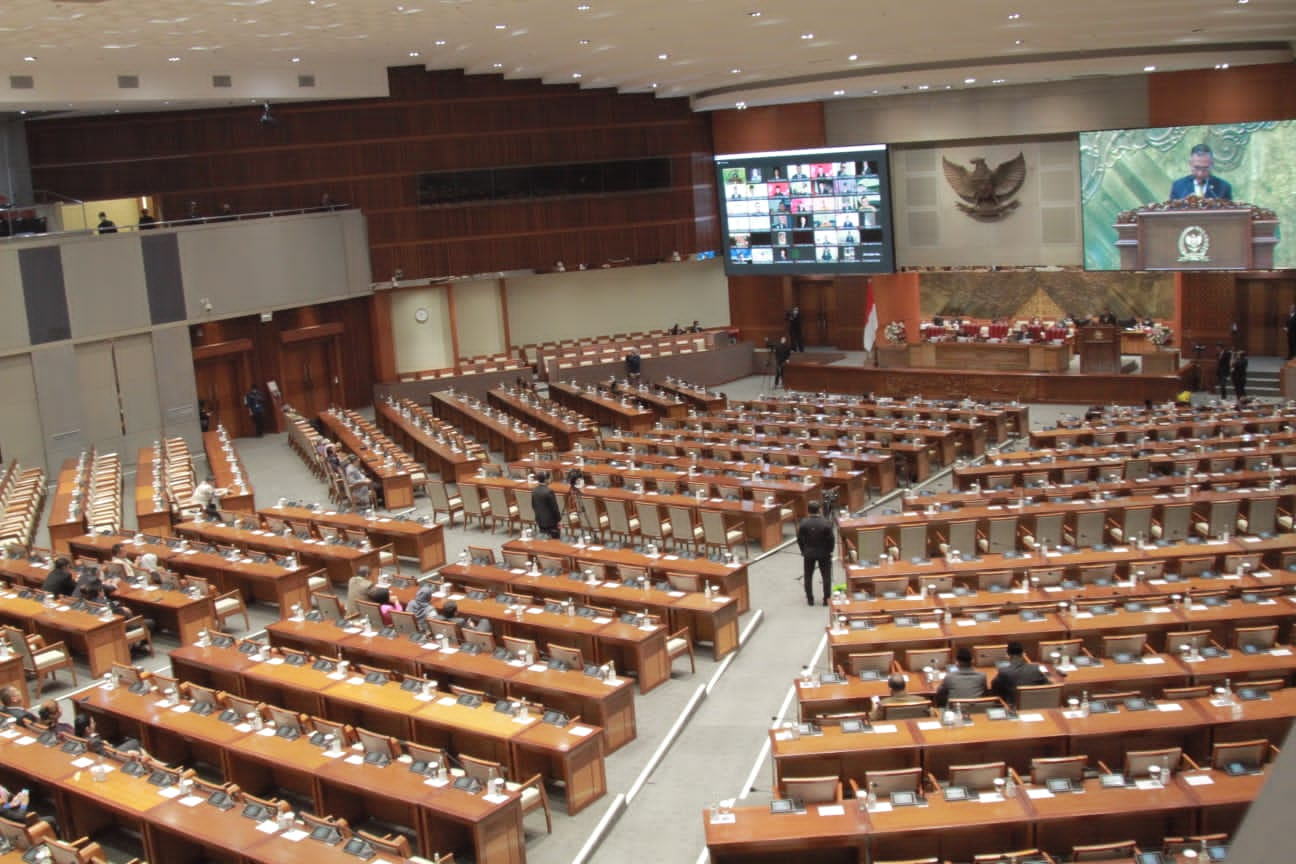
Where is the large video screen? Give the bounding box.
[1080,120,1294,271]
[714,144,894,275]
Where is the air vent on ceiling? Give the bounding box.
[117,75,140,89]
[212,75,233,88]
[9,75,34,90]
[297,74,316,88]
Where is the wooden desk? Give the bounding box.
[487,388,596,452]
[203,431,256,513]
[1027,775,1196,858]
[430,391,549,461]
[175,520,379,588]
[132,447,173,537]
[317,409,415,510]
[0,590,127,677]
[375,399,485,483]
[547,382,655,433]
[656,379,727,413]
[259,505,446,572]
[47,458,87,554]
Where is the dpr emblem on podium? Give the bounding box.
[1177,225,1211,263]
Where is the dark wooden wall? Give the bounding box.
[189,297,374,436]
[26,66,718,281]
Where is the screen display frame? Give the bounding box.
[714,144,895,276]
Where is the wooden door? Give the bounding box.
[1241,277,1296,357]
[194,353,251,437]
[794,279,831,347]
[281,337,342,419]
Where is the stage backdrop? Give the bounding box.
[1080,119,1296,270]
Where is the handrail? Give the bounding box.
[0,204,352,242]
[31,189,85,205]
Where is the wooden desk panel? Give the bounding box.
[260,505,446,572]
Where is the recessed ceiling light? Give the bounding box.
[168,56,181,62]
[800,33,814,40]
[917,84,929,90]
[650,82,658,88]
[1237,0,1248,4]
[1008,12,1021,20]
[871,89,878,94]
[992,78,1006,84]
[495,23,507,30]
[1144,65,1156,71]
[964,77,976,84]
[572,72,582,78]
[833,89,845,96]
[945,85,952,89]
[658,53,668,60]
[748,10,762,17]
[735,101,747,110]
[1014,39,1023,45]
[1215,62,1230,69]
[492,62,503,68]
[291,56,301,63]
[576,3,591,10]
[23,56,36,62]
[434,39,445,46]
[579,39,590,45]
[408,50,420,57]
[848,54,858,61]
[730,67,741,74]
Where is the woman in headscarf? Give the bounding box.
[407,583,436,621]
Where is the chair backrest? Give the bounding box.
[904,647,951,673]
[977,569,1015,591]
[636,501,665,536]
[224,693,262,719]
[467,545,495,565]
[948,761,1006,791]
[1079,562,1116,585]
[405,741,447,769]
[355,830,412,859]
[267,705,304,732]
[356,727,397,760]
[604,498,632,533]
[390,609,422,635]
[1124,747,1181,778]
[863,766,923,797]
[780,775,840,804]
[1030,755,1086,784]
[502,635,537,661]
[459,483,486,514]
[1160,504,1191,542]
[972,644,1008,667]
[1211,738,1269,771]
[1161,684,1212,700]
[313,591,345,621]
[898,524,928,560]
[426,479,453,510]
[949,697,1002,715]
[852,527,886,563]
[847,651,894,676]
[459,753,504,784]
[1101,632,1147,659]
[1038,639,1083,661]
[917,573,953,594]
[1072,840,1138,861]
[1164,627,1212,655]
[881,700,931,720]
[1235,625,1278,652]
[515,492,536,523]
[1206,499,1239,535]
[945,521,977,557]
[355,600,385,631]
[985,517,1017,553]
[548,643,584,669]
[462,629,495,652]
[424,618,459,643]
[1122,507,1154,539]
[869,576,909,598]
[1016,683,1063,710]
[502,549,530,570]
[665,571,702,593]
[699,509,730,543]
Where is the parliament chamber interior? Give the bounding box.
[1,3,1295,863]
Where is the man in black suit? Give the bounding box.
[1284,304,1296,360]
[1169,144,1233,201]
[772,336,792,387]
[42,557,75,598]
[797,501,835,606]
[531,471,562,539]
[1231,349,1248,400]
[1216,344,1232,399]
[934,647,987,707]
[787,305,804,351]
[990,641,1048,705]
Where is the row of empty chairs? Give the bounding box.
[83,450,122,535]
[0,460,46,547]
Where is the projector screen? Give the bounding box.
[714,144,895,276]
[1079,120,1293,271]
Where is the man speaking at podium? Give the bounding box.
[1169,144,1233,201]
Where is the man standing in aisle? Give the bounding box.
[531,471,562,539]
[245,386,267,437]
[1215,344,1232,399]
[787,305,804,352]
[773,336,792,388]
[797,501,835,606]
[1231,349,1248,401]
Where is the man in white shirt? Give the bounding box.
[191,476,223,517]
[344,457,373,506]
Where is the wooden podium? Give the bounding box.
[1077,325,1120,374]
[1115,207,1278,270]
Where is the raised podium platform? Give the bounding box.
[1115,206,1278,271]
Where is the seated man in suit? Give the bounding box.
[1169,144,1233,201]
[933,646,987,707]
[990,641,1049,704]
[879,674,926,708]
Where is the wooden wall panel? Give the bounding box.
[26,66,716,282]
[710,103,827,155]
[1148,63,1296,127]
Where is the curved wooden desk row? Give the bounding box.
[173,520,385,589]
[342,588,671,696]
[0,587,127,679]
[0,695,524,864]
[602,432,898,496]
[522,447,870,513]
[203,430,256,514]
[992,429,1296,466]
[955,448,1291,489]
[843,533,1296,594]
[376,399,487,484]
[255,505,447,572]
[433,559,740,662]
[429,391,550,462]
[734,395,1027,438]
[1030,411,1296,448]
[608,382,689,420]
[55,534,315,617]
[546,382,655,433]
[656,379,728,413]
[776,686,1296,784]
[99,641,610,817]
[462,472,786,555]
[316,408,420,511]
[486,388,596,452]
[705,767,1264,863]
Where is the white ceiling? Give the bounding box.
[1,0,1293,115]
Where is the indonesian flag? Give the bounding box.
[863,280,879,351]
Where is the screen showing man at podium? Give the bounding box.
[1079,120,1293,271]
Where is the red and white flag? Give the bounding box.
[863,280,879,351]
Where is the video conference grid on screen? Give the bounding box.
[715,145,894,275]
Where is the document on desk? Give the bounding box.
[817,805,845,816]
